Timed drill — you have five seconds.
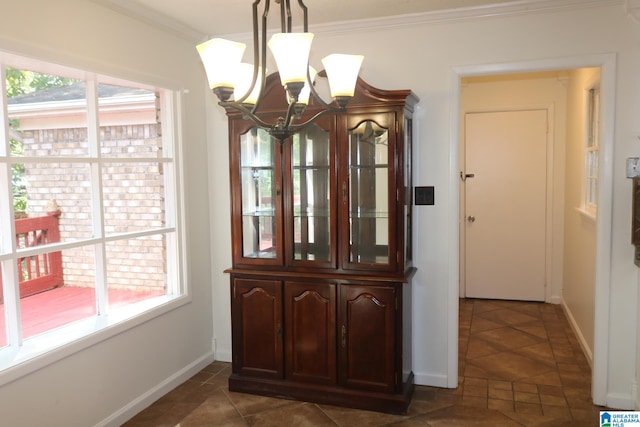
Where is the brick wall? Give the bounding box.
[21,124,166,292]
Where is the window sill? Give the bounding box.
[0,293,189,387]
[576,206,597,223]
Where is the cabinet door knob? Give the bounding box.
[341,325,347,348]
[342,182,348,204]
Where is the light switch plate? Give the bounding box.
[415,186,434,205]
[627,157,640,178]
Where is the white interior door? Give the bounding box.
[464,109,547,301]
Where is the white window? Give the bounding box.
[584,86,600,215]
[0,52,185,375]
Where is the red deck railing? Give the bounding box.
[0,210,63,303]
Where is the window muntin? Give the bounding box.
[0,53,183,366]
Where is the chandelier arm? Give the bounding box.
[252,0,270,115]
[305,69,334,110]
[233,0,263,107]
[286,106,344,134]
[297,0,308,32]
[283,0,291,32]
[282,97,299,128]
[221,101,275,130]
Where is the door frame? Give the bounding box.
[448,54,616,405]
[460,105,554,302]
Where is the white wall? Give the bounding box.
[0,1,214,425]
[206,2,640,408]
[563,67,601,365]
[1,1,636,422]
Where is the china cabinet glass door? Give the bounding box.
[345,118,395,270]
[288,122,335,267]
[239,127,281,260]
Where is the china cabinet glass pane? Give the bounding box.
[240,128,277,258]
[292,125,330,261]
[348,121,389,264]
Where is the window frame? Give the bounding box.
[0,51,189,385]
[583,83,600,218]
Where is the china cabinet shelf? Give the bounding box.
[241,209,276,217]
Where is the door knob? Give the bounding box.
[467,215,476,223]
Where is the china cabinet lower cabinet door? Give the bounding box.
[231,278,283,379]
[339,284,396,393]
[284,281,337,384]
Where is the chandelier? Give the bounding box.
[196,0,364,141]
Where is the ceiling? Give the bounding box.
[94,0,528,40]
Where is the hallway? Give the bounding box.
[123,299,606,426]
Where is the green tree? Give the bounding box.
[6,67,73,97]
[5,67,74,213]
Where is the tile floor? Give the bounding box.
[123,299,609,426]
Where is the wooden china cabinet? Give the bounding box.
[224,72,418,414]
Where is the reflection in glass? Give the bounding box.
[292,125,330,261]
[348,121,389,264]
[240,128,277,258]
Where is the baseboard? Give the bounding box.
[212,337,232,363]
[560,299,594,368]
[215,349,232,363]
[96,351,215,427]
[548,295,562,304]
[413,371,450,388]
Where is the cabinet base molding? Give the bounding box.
[228,373,415,415]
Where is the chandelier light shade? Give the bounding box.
[234,63,264,106]
[297,66,317,106]
[196,38,246,93]
[322,54,365,99]
[196,0,364,141]
[268,33,314,86]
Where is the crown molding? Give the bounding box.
[91,0,626,42]
[312,0,625,35]
[89,0,205,41]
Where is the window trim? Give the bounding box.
[0,51,189,384]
